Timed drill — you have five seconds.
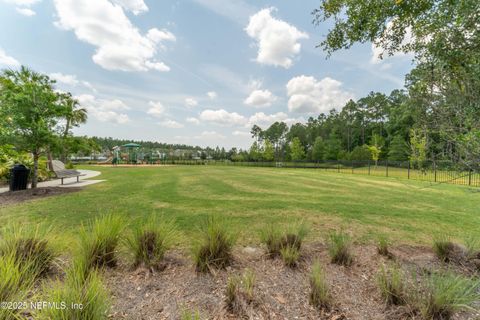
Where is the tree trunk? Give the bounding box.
[32,152,39,189]
[47,149,54,171]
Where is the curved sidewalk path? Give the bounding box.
[0,169,104,194]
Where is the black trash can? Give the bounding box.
[9,164,30,191]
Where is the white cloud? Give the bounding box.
[246,111,299,128]
[53,0,175,72]
[245,7,308,68]
[244,89,276,108]
[191,0,255,25]
[185,98,198,108]
[371,23,413,64]
[232,130,250,137]
[3,0,41,16]
[111,0,148,15]
[76,94,130,124]
[147,101,166,118]
[49,72,79,86]
[0,48,20,67]
[186,117,200,125]
[49,72,97,92]
[199,109,247,127]
[207,91,218,99]
[3,0,39,5]
[195,131,226,140]
[16,7,35,16]
[160,120,184,129]
[286,75,354,114]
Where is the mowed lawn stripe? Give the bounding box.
[0,165,478,245]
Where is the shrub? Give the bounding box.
[416,271,480,320]
[193,216,235,273]
[125,216,178,270]
[0,223,56,278]
[327,230,354,266]
[433,236,456,262]
[309,261,331,310]
[376,235,390,257]
[79,214,125,272]
[377,264,406,305]
[38,260,110,320]
[260,222,308,257]
[280,245,301,268]
[0,253,35,320]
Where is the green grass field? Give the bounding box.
[1,165,479,246]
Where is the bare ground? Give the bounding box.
[105,244,480,320]
[0,187,81,207]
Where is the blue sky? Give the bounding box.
[0,0,414,149]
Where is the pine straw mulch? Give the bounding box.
[104,243,480,320]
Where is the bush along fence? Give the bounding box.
[144,159,480,187]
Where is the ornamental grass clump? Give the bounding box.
[376,235,391,257]
[38,260,110,320]
[225,275,239,310]
[241,268,256,303]
[280,245,301,268]
[260,222,308,267]
[415,271,480,320]
[327,230,354,266]
[0,223,57,278]
[79,213,125,272]
[309,260,332,310]
[377,263,407,306]
[193,216,235,273]
[0,253,35,320]
[125,216,178,270]
[433,236,456,262]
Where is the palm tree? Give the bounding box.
[59,93,87,162]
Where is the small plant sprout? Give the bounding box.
[376,263,406,305]
[309,260,331,310]
[180,307,201,320]
[193,216,235,273]
[327,230,354,266]
[225,275,239,310]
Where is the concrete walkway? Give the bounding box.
[0,169,104,194]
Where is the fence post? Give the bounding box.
[408,161,410,179]
[469,170,472,186]
[386,160,389,177]
[434,162,437,182]
[368,161,371,175]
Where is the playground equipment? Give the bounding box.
[112,143,141,165]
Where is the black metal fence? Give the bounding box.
[150,159,480,187]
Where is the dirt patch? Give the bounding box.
[0,187,81,207]
[105,244,479,320]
